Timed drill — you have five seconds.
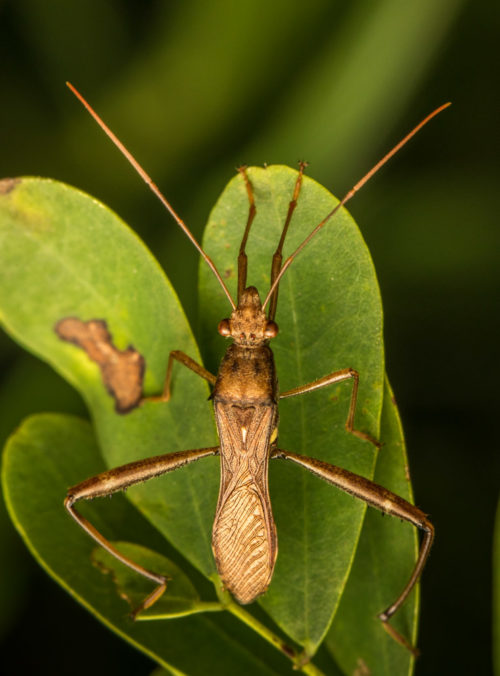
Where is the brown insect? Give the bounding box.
[64,83,449,648]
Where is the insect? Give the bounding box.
[64,82,449,649]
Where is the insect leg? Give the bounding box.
[236,166,257,302]
[271,447,433,652]
[143,350,216,404]
[280,368,380,447]
[268,161,307,321]
[65,446,219,617]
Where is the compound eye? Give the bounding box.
[264,320,279,339]
[218,318,231,337]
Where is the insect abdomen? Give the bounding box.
[212,485,277,604]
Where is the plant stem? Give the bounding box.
[213,578,325,675]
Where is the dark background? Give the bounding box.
[0,1,498,675]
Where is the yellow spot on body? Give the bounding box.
[383,499,392,513]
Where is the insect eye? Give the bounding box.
[264,320,279,338]
[218,319,231,336]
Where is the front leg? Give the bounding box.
[280,368,380,448]
[271,447,433,652]
[65,446,219,617]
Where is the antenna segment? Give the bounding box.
[66,82,236,310]
[262,102,451,310]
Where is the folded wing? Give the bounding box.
[212,402,278,604]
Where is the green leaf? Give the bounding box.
[199,165,384,652]
[325,377,418,675]
[0,177,218,577]
[2,413,283,675]
[92,542,204,620]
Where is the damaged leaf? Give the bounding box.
[55,317,145,413]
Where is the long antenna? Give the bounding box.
[262,102,451,311]
[66,82,236,310]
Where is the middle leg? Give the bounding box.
[280,367,380,447]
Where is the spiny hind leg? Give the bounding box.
[65,446,219,617]
[271,447,433,654]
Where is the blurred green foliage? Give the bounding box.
[0,1,498,675]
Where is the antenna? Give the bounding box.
[66,82,236,310]
[262,102,451,311]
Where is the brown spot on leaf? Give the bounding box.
[55,317,145,413]
[0,178,21,194]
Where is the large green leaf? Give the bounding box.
[199,166,384,652]
[325,377,418,675]
[1,413,283,675]
[0,177,218,578]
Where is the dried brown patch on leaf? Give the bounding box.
[55,317,145,413]
[0,178,21,194]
